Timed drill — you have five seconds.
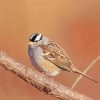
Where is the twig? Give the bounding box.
[71,56,100,89]
[0,51,93,100]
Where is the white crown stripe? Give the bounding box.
[35,34,42,41]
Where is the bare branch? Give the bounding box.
[0,51,93,100]
[71,56,100,89]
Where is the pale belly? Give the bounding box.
[38,58,61,76]
[28,46,61,76]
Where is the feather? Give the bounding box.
[39,41,97,83]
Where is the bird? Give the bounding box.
[28,32,97,83]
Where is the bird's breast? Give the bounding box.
[28,46,61,76]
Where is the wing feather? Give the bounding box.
[39,41,97,83]
[40,41,74,72]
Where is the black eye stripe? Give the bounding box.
[29,33,43,42]
[30,34,39,41]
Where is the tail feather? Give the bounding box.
[75,70,98,83]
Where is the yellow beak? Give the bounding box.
[27,41,33,45]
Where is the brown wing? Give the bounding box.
[39,41,97,83]
[40,41,75,72]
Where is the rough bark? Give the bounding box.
[0,51,92,100]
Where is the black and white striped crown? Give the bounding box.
[29,33,43,42]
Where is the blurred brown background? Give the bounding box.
[0,0,100,100]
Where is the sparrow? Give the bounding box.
[28,33,97,83]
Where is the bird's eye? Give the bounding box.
[29,33,43,42]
